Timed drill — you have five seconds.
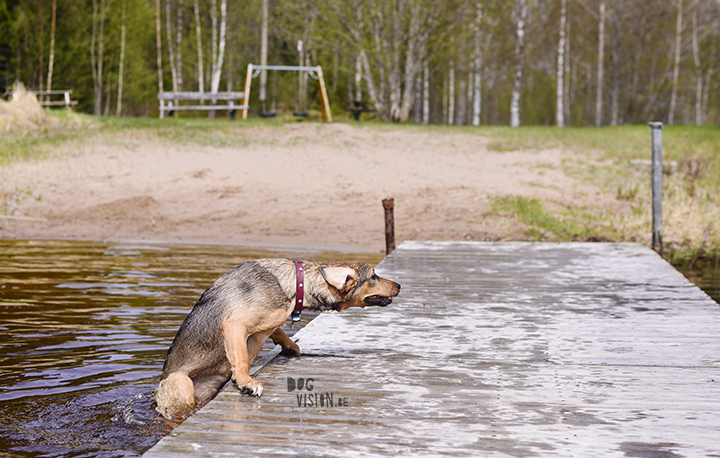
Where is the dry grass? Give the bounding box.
[0,82,48,133]
[605,157,719,269]
[480,125,720,268]
[0,83,85,165]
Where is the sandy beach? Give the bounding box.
[0,122,624,253]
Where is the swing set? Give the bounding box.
[241,64,332,122]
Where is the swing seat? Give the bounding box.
[292,111,309,117]
[261,111,277,118]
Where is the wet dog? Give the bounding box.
[155,259,400,420]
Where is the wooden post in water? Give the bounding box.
[649,122,663,255]
[382,198,396,255]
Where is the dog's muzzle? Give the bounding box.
[364,295,394,307]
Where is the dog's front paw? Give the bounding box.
[237,379,264,396]
[280,342,301,357]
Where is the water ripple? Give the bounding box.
[0,239,382,457]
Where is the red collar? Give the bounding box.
[292,261,304,322]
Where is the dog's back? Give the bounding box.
[161,259,291,379]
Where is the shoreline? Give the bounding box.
[2,121,718,271]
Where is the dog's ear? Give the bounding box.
[319,266,357,294]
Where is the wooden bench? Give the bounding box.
[4,89,78,110]
[158,91,247,120]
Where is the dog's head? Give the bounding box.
[319,263,401,311]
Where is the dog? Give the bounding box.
[155,258,400,420]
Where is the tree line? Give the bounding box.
[1,0,718,125]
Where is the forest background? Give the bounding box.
[1,0,719,126]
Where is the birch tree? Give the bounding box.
[38,0,44,94]
[176,1,183,91]
[259,0,268,111]
[90,0,110,115]
[702,59,713,124]
[472,1,482,127]
[510,0,527,127]
[448,58,455,125]
[116,0,126,115]
[388,2,403,121]
[299,9,317,114]
[355,53,363,103]
[328,0,444,122]
[210,0,217,92]
[456,42,467,126]
[156,0,164,94]
[668,0,683,125]
[610,8,621,126]
[595,0,605,126]
[692,5,701,125]
[422,60,429,124]
[46,0,56,94]
[210,0,227,94]
[398,1,416,121]
[701,21,714,123]
[297,39,305,112]
[165,0,178,92]
[564,5,571,123]
[206,0,227,117]
[556,0,566,126]
[193,0,204,93]
[414,73,422,122]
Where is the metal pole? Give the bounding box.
[382,198,396,255]
[649,122,663,255]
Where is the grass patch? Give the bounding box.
[490,195,609,241]
[481,124,720,163]
[480,124,720,266]
[0,112,292,164]
[482,125,648,159]
[0,127,80,165]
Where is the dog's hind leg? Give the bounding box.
[192,373,231,408]
[270,327,301,356]
[155,371,196,420]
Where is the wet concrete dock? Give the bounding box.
[144,241,720,457]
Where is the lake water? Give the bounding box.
[682,267,720,306]
[0,240,382,457]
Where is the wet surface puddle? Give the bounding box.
[0,240,381,457]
